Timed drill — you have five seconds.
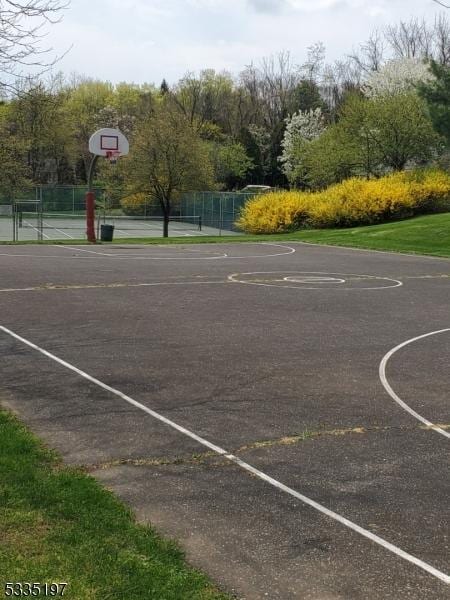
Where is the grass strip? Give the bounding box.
[1,212,449,258]
[296,212,450,257]
[0,410,229,600]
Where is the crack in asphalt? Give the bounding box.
[82,423,448,473]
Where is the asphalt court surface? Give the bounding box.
[0,241,449,599]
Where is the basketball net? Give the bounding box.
[106,150,121,165]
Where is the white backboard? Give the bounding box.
[89,128,129,157]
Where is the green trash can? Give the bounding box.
[100,224,114,242]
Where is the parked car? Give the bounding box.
[240,185,272,194]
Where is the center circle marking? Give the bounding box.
[228,271,403,291]
[283,276,346,284]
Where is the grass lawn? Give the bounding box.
[0,410,229,600]
[1,212,449,259]
[296,212,450,257]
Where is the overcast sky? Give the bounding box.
[47,0,443,85]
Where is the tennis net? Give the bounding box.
[19,213,202,233]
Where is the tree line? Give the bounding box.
[0,13,449,210]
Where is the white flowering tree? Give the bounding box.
[280,108,326,187]
[362,57,435,97]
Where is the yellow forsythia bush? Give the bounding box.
[237,170,450,233]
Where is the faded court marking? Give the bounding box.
[0,279,227,293]
[229,271,403,291]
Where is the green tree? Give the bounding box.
[302,124,360,189]
[348,92,441,171]
[211,141,254,189]
[303,92,442,187]
[299,92,441,188]
[173,70,237,136]
[111,82,155,123]
[418,61,450,148]
[9,80,71,184]
[0,104,30,199]
[64,79,114,179]
[247,125,272,183]
[128,100,214,237]
[292,80,327,113]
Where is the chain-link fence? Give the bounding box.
[0,186,124,241]
[179,191,253,232]
[0,186,113,213]
[0,187,255,241]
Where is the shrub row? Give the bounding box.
[236,170,450,233]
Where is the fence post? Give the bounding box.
[12,204,16,242]
[202,193,205,226]
[232,196,235,231]
[38,200,43,242]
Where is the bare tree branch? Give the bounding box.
[0,1,70,90]
[385,18,431,59]
[431,0,450,8]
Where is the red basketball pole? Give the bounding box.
[86,155,99,243]
[86,191,96,243]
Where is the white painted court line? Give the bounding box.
[53,243,296,260]
[228,271,403,291]
[403,275,450,280]
[0,325,448,585]
[0,249,229,261]
[291,241,450,263]
[42,221,75,240]
[185,229,209,236]
[0,247,218,259]
[283,276,346,284]
[55,245,229,259]
[0,280,228,293]
[379,329,450,439]
[0,252,101,260]
[22,220,51,240]
[133,222,193,236]
[114,228,132,236]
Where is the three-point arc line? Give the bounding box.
[379,329,450,439]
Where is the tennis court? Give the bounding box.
[0,241,449,599]
[0,213,242,241]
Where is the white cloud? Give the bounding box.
[45,0,443,85]
[289,0,342,9]
[286,0,389,14]
[247,0,288,13]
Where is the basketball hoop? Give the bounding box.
[86,128,130,243]
[106,150,121,165]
